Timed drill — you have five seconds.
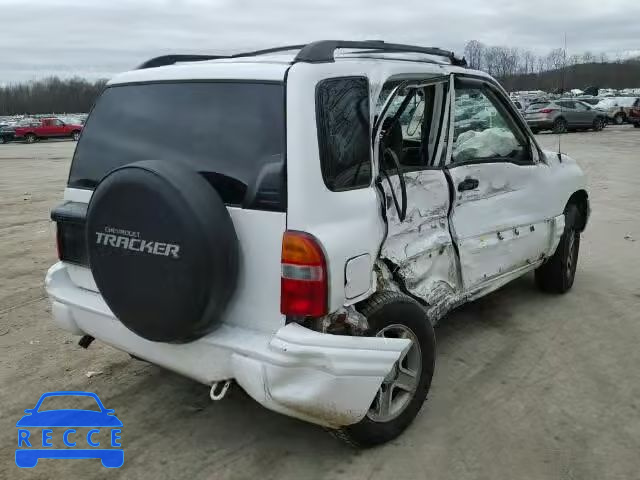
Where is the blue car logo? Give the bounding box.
[16,391,123,468]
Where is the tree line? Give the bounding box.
[2,44,639,116]
[0,77,107,116]
[464,40,640,91]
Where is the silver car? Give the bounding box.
[525,99,607,134]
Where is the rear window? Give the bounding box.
[69,82,286,211]
[316,77,371,191]
[526,102,549,111]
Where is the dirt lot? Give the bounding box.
[1,128,639,480]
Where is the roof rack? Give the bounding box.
[138,45,306,69]
[294,40,467,66]
[137,40,467,70]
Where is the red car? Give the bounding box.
[630,106,640,128]
[14,118,83,143]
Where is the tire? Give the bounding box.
[25,133,37,144]
[592,117,604,132]
[86,160,239,342]
[633,123,640,129]
[552,118,568,134]
[330,291,435,447]
[71,130,81,141]
[535,204,580,294]
[0,136,5,144]
[613,113,625,125]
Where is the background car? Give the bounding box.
[13,117,83,143]
[0,124,16,144]
[594,97,640,125]
[525,99,607,133]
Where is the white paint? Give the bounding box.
[46,262,408,427]
[380,170,459,315]
[63,188,286,333]
[344,254,372,299]
[109,58,289,85]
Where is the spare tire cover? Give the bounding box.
[86,160,239,343]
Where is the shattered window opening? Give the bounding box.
[451,86,531,165]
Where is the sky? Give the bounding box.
[2,0,639,82]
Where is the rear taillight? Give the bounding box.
[54,222,89,265]
[539,108,556,114]
[280,231,328,317]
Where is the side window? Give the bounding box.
[376,82,447,170]
[574,102,588,111]
[53,119,64,126]
[452,86,530,165]
[316,77,371,191]
[557,101,576,109]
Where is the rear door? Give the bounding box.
[445,77,554,291]
[373,75,461,306]
[574,101,596,126]
[59,81,288,333]
[556,101,580,127]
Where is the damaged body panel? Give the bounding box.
[379,170,460,323]
[372,72,589,324]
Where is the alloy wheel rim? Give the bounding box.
[367,324,422,423]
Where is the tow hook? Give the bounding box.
[78,335,95,349]
[210,380,232,401]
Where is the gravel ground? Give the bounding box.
[1,128,639,480]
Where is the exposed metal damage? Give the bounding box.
[374,165,570,325]
[378,170,461,324]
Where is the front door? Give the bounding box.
[445,77,555,291]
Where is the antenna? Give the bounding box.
[558,33,567,160]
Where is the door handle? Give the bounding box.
[458,178,479,192]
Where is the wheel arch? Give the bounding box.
[566,189,589,231]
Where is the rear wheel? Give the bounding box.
[592,117,604,131]
[535,204,580,294]
[25,133,37,144]
[329,291,435,447]
[552,118,568,134]
[613,112,626,125]
[633,123,640,129]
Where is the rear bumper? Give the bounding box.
[45,262,409,427]
[525,119,554,129]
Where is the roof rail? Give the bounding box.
[294,40,467,66]
[137,40,466,70]
[138,45,306,70]
[138,54,224,70]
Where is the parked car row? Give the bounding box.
[0,117,83,144]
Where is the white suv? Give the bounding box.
[46,41,590,447]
